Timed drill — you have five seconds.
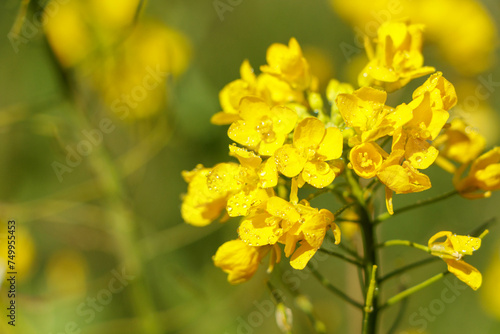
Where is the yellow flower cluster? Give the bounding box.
[181,22,498,284]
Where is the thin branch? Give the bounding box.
[308,265,364,310]
[317,248,364,267]
[380,272,450,310]
[375,190,458,224]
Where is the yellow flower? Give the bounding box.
[213,239,276,284]
[433,119,486,173]
[260,38,312,90]
[238,196,301,247]
[212,60,257,125]
[428,231,482,290]
[454,147,500,199]
[283,203,340,270]
[392,73,456,170]
[336,87,412,146]
[228,97,298,156]
[226,145,276,217]
[377,150,431,214]
[349,142,386,179]
[358,21,435,92]
[181,163,240,226]
[274,117,343,188]
[326,79,354,126]
[238,197,340,270]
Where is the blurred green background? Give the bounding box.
[1,0,500,333]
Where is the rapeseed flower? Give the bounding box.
[428,231,482,290]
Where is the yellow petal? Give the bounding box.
[317,127,343,160]
[405,138,439,170]
[227,188,269,217]
[239,214,282,246]
[449,234,481,255]
[290,243,317,270]
[258,158,278,188]
[301,161,336,188]
[293,117,325,152]
[275,145,307,177]
[229,145,262,169]
[267,197,301,222]
[445,259,482,290]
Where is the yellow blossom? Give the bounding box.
[392,73,456,170]
[213,239,276,284]
[428,231,482,290]
[260,38,312,90]
[377,150,431,214]
[358,21,435,92]
[454,147,500,199]
[181,163,240,226]
[228,97,298,156]
[238,197,340,270]
[336,86,412,146]
[283,203,340,270]
[349,142,386,179]
[274,117,343,188]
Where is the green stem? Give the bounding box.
[380,257,439,284]
[380,272,449,310]
[376,239,431,253]
[308,264,364,310]
[362,265,378,334]
[346,169,379,334]
[317,248,364,267]
[375,190,458,224]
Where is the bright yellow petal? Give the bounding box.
[229,145,262,169]
[259,158,278,188]
[267,197,301,222]
[445,259,482,290]
[275,145,307,177]
[239,214,282,246]
[302,161,336,188]
[293,117,325,153]
[405,138,439,170]
[290,243,317,270]
[449,234,481,256]
[317,127,343,160]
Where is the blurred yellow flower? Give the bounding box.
[228,97,298,156]
[45,0,191,119]
[261,37,312,90]
[0,227,35,283]
[454,147,500,199]
[433,119,486,173]
[428,231,482,290]
[358,21,435,92]
[274,117,343,188]
[480,246,500,319]
[330,0,497,75]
